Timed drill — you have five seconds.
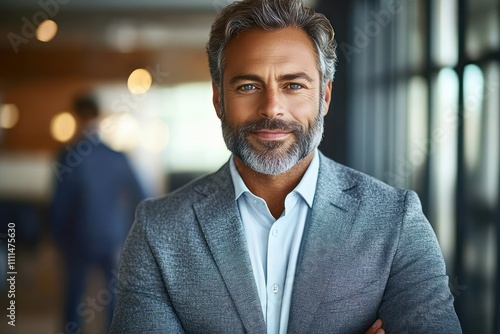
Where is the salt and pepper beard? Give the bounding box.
[220,89,326,175]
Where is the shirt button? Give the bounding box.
[272,228,279,237]
[272,284,279,294]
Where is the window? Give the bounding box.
[95,82,229,195]
[341,0,500,331]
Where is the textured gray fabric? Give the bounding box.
[110,152,462,333]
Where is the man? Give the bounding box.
[51,94,146,332]
[110,0,462,333]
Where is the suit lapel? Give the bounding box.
[288,154,360,333]
[193,164,266,334]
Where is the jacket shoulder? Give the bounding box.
[319,154,412,216]
[321,154,403,192]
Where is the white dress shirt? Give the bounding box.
[229,151,320,334]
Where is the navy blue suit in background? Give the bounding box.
[51,133,146,332]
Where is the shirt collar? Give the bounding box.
[229,149,320,208]
[229,157,249,200]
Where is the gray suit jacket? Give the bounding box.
[110,152,461,333]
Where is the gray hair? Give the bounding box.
[207,0,337,89]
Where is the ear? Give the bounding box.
[322,80,332,116]
[212,81,222,119]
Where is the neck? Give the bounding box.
[234,151,315,219]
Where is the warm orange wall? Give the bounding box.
[0,47,210,153]
[1,78,95,152]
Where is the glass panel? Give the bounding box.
[405,76,428,190]
[161,82,230,173]
[466,0,500,59]
[348,0,373,174]
[385,79,408,188]
[347,0,371,75]
[373,16,388,79]
[462,218,496,334]
[431,0,458,67]
[391,1,408,74]
[480,62,500,207]
[95,84,168,196]
[461,64,498,331]
[463,62,500,208]
[373,83,386,178]
[94,82,230,195]
[429,68,459,265]
[463,64,485,174]
[407,0,426,70]
[348,76,369,172]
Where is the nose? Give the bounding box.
[258,88,285,119]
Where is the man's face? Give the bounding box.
[213,27,332,175]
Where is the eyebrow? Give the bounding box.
[279,72,314,83]
[229,74,263,86]
[228,72,315,86]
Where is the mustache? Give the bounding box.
[239,118,303,133]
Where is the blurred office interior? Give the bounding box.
[0,0,498,333]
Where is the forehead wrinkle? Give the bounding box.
[228,59,317,82]
[222,27,320,85]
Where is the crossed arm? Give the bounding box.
[376,191,462,332]
[110,191,460,333]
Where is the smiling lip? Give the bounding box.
[252,130,292,140]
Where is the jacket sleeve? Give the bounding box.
[110,201,185,334]
[378,190,462,333]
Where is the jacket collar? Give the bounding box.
[191,152,360,333]
[192,162,267,333]
[288,152,361,333]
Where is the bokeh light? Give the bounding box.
[0,104,20,129]
[50,112,76,142]
[36,19,58,42]
[127,68,152,95]
[99,113,140,151]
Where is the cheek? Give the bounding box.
[286,96,320,121]
[224,95,259,121]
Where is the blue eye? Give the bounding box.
[288,83,303,90]
[240,84,256,91]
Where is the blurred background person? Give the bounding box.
[50,94,146,333]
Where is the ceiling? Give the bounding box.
[0,0,319,50]
[0,0,234,52]
[0,0,318,86]
[0,0,241,11]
